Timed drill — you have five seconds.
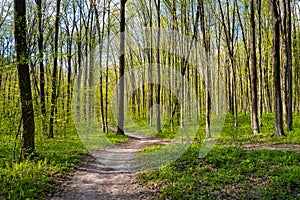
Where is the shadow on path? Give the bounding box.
[46,126,165,200]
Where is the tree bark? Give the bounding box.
[49,0,61,138]
[250,0,259,134]
[105,1,111,134]
[117,0,126,135]
[258,0,263,126]
[14,0,35,158]
[286,0,293,131]
[271,0,285,136]
[199,0,211,138]
[36,0,46,118]
[218,0,238,127]
[94,1,107,133]
[147,3,153,126]
[280,0,288,129]
[155,0,162,132]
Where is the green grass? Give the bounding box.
[127,113,300,145]
[139,145,300,199]
[125,115,200,140]
[107,130,129,144]
[138,113,300,199]
[139,144,165,153]
[124,119,180,139]
[0,124,129,200]
[217,113,300,145]
[126,113,300,146]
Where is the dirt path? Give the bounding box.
[47,127,166,200]
[46,126,300,200]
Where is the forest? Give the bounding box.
[1,0,300,199]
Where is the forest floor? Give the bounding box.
[45,126,300,200]
[242,143,300,152]
[46,126,167,200]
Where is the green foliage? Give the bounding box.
[124,117,182,139]
[0,124,128,199]
[138,113,300,199]
[139,144,165,153]
[129,113,300,146]
[218,114,300,145]
[0,159,53,200]
[0,126,86,200]
[106,130,130,144]
[139,145,300,199]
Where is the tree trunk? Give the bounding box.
[258,0,263,126]
[218,0,238,127]
[36,0,46,118]
[280,0,288,129]
[14,0,35,158]
[155,0,162,132]
[49,0,61,138]
[250,0,259,134]
[94,2,107,133]
[271,0,285,136]
[199,0,211,138]
[286,0,292,131]
[117,0,126,135]
[105,1,111,134]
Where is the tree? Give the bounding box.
[155,0,162,132]
[271,0,285,136]
[257,0,263,125]
[280,0,293,131]
[250,0,259,134]
[217,0,238,128]
[283,0,293,131]
[105,0,112,134]
[281,0,288,129]
[147,0,154,127]
[117,0,126,135]
[199,0,211,138]
[49,0,61,138]
[94,0,107,133]
[286,0,292,131]
[14,0,35,158]
[36,0,46,118]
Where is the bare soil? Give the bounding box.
[46,127,166,200]
[45,126,300,200]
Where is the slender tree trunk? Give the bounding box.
[94,2,106,133]
[147,18,153,126]
[155,0,162,132]
[36,0,46,118]
[117,0,126,135]
[105,1,111,134]
[271,0,285,136]
[75,18,82,119]
[49,0,61,138]
[250,0,259,134]
[280,0,288,129]
[286,0,292,131]
[65,10,75,123]
[199,0,211,138]
[218,0,237,127]
[236,1,250,116]
[258,0,263,125]
[14,0,35,158]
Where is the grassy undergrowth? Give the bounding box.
[138,113,300,199]
[128,113,300,144]
[0,124,128,200]
[217,114,300,145]
[139,145,300,199]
